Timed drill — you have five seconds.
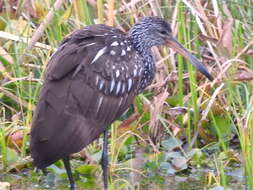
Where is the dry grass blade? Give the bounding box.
[148,0,159,16]
[183,0,221,68]
[0,62,12,80]
[107,0,115,26]
[0,46,14,64]
[0,31,52,50]
[234,41,253,59]
[201,83,224,122]
[26,0,64,51]
[194,0,210,25]
[0,87,29,109]
[0,0,252,188]
[190,83,225,147]
[199,34,219,44]
[118,0,140,13]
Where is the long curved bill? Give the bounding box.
[166,37,213,81]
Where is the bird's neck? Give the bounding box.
[128,30,152,55]
[128,23,155,55]
[127,34,156,91]
[139,53,156,91]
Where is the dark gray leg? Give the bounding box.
[42,168,48,176]
[102,130,109,190]
[63,156,75,190]
[38,168,48,183]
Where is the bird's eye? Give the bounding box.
[160,30,167,35]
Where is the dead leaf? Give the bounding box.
[149,90,169,142]
[8,130,23,153]
[171,156,188,170]
[234,67,253,81]
[117,112,140,136]
[218,18,233,54]
[167,106,189,116]
[246,49,253,56]
[217,4,233,55]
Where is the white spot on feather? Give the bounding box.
[127,46,131,51]
[116,81,121,95]
[83,42,96,48]
[128,78,133,92]
[110,80,115,93]
[94,34,105,37]
[121,49,126,56]
[110,50,116,55]
[111,41,119,46]
[91,47,107,64]
[98,80,104,90]
[133,69,137,77]
[138,68,143,76]
[95,75,99,86]
[95,96,104,116]
[116,70,120,78]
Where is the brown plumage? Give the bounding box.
[30,16,213,190]
[30,24,142,168]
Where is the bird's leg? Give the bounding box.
[38,168,48,184]
[62,156,75,190]
[42,168,48,176]
[102,130,109,190]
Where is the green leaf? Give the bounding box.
[161,137,183,151]
[75,165,97,175]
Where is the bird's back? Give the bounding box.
[30,24,144,168]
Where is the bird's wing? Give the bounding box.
[45,24,144,121]
[30,25,144,168]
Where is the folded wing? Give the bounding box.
[30,25,144,168]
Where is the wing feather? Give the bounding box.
[30,24,144,168]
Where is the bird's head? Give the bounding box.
[129,16,213,81]
[129,16,172,47]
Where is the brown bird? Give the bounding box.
[30,16,213,190]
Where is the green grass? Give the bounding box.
[0,0,252,189]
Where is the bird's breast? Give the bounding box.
[138,54,155,91]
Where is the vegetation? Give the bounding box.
[0,0,252,189]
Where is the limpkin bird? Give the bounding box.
[30,16,213,190]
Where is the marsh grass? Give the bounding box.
[0,0,252,189]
